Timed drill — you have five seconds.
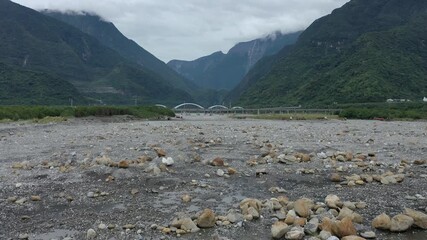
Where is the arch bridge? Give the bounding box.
[174,103,205,110]
[172,103,339,115]
[208,105,228,110]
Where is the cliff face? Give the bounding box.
[168,31,302,90]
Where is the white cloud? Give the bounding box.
[12,0,350,62]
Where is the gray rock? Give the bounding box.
[180,218,200,232]
[112,168,135,179]
[18,234,29,239]
[152,167,161,175]
[273,211,287,220]
[304,218,319,235]
[285,226,305,240]
[318,230,332,240]
[226,211,244,223]
[317,152,328,159]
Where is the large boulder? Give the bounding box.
[332,217,357,237]
[325,195,341,209]
[197,209,216,228]
[372,213,391,230]
[404,208,427,229]
[271,221,289,239]
[294,198,314,218]
[390,214,414,232]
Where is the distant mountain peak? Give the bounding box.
[44,10,198,97]
[0,1,193,105]
[168,31,302,90]
[43,9,108,21]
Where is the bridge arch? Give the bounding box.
[208,105,228,110]
[174,103,205,109]
[231,106,244,110]
[154,104,167,108]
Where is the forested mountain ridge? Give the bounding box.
[233,0,427,107]
[0,0,192,105]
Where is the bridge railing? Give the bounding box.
[173,107,342,115]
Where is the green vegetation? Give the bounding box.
[43,11,198,97]
[0,63,85,105]
[234,0,427,107]
[0,106,175,121]
[247,113,339,121]
[339,102,427,120]
[0,1,192,106]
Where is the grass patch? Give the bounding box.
[0,106,175,121]
[339,103,427,120]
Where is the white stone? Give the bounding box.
[86,229,97,239]
[98,223,107,230]
[326,237,339,240]
[217,169,225,176]
[317,152,328,159]
[285,226,305,239]
[361,231,376,239]
[161,157,174,166]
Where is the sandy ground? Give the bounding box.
[0,115,426,239]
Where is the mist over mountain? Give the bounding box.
[3,0,426,108]
[0,0,192,105]
[232,0,427,107]
[43,10,198,96]
[168,31,301,90]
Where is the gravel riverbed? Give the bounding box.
[0,115,426,240]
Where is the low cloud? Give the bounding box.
[13,0,350,62]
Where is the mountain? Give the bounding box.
[0,0,192,105]
[233,0,427,107]
[0,62,84,105]
[43,11,197,96]
[167,31,302,90]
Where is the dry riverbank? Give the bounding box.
[0,115,426,239]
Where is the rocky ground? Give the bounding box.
[0,115,426,240]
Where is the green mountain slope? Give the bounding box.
[43,11,198,95]
[168,31,301,90]
[235,0,427,107]
[0,62,83,105]
[0,0,192,105]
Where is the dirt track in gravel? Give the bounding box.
[0,115,426,239]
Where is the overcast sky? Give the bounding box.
[13,0,349,62]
